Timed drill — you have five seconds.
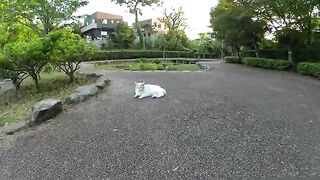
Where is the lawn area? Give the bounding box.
[0,71,96,126]
[95,61,198,71]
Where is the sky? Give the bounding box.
[76,0,219,39]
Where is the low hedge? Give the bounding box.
[242,49,320,63]
[243,57,291,71]
[225,56,242,64]
[92,50,217,61]
[297,62,320,79]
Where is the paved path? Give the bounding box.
[1,63,320,179]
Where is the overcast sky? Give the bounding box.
[76,0,219,39]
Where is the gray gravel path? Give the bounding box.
[1,63,320,179]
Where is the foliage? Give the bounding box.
[95,61,197,71]
[159,7,187,31]
[110,22,135,49]
[236,0,320,47]
[111,0,162,49]
[225,56,242,64]
[0,52,28,90]
[93,50,218,61]
[188,33,221,55]
[243,57,292,71]
[48,29,96,82]
[276,28,307,49]
[0,23,37,48]
[2,38,49,90]
[297,62,320,79]
[155,30,189,51]
[65,20,84,35]
[155,7,189,51]
[0,0,88,35]
[210,0,267,59]
[242,49,320,64]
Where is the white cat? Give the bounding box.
[134,82,167,99]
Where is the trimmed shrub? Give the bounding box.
[92,50,218,61]
[297,62,320,79]
[243,57,291,71]
[225,56,242,64]
[242,49,320,63]
[242,49,288,60]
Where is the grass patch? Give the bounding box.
[95,61,197,71]
[0,71,96,126]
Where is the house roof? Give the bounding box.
[94,12,123,20]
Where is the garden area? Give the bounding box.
[95,59,198,71]
[0,72,96,126]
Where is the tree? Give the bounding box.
[111,0,162,49]
[49,30,96,82]
[210,0,266,59]
[155,30,189,51]
[237,0,320,47]
[0,23,37,48]
[0,52,28,90]
[2,38,48,91]
[0,0,88,36]
[111,22,135,49]
[159,7,187,32]
[155,7,189,51]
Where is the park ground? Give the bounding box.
[1,62,320,179]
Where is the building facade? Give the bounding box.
[81,12,123,39]
[133,18,168,37]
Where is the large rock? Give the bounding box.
[86,72,103,79]
[76,84,98,97]
[95,78,110,90]
[65,93,87,105]
[31,99,63,123]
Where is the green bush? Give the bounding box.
[154,59,162,64]
[243,57,291,71]
[92,50,218,61]
[225,56,242,64]
[297,62,320,79]
[138,62,158,71]
[242,49,288,60]
[48,29,96,82]
[242,49,320,63]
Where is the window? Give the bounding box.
[102,19,108,24]
[111,20,114,23]
[101,31,108,36]
[92,19,95,23]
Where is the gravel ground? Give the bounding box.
[1,63,320,179]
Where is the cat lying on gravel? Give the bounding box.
[134,82,166,99]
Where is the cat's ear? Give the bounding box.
[142,82,145,85]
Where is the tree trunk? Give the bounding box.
[135,10,145,49]
[12,78,20,90]
[306,16,312,47]
[235,43,241,60]
[33,76,40,91]
[69,73,75,83]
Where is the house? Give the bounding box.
[81,12,123,39]
[133,18,168,37]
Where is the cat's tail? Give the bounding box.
[163,89,167,95]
